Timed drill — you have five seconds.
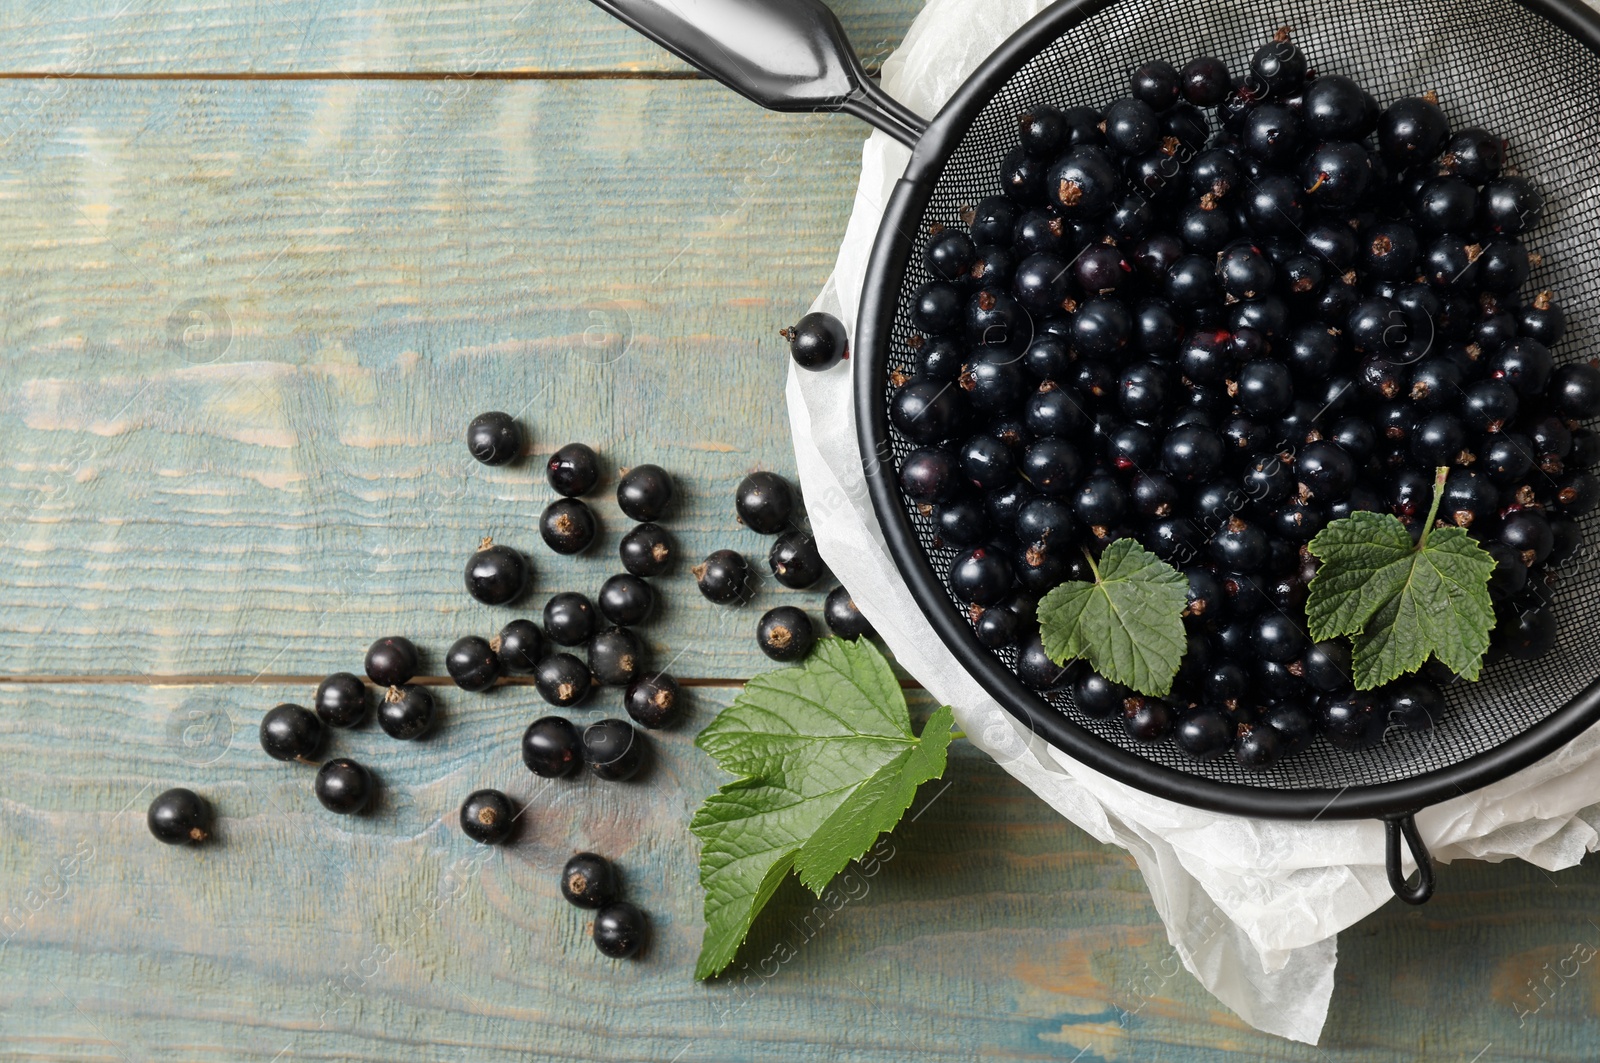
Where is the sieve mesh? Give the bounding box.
[881,0,1600,789]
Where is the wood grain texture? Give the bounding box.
[0,0,917,75]
[0,78,876,679]
[2,681,1599,1062]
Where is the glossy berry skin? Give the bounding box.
[378,685,436,740]
[785,312,848,371]
[1303,74,1378,139]
[899,448,957,505]
[1411,413,1467,467]
[466,538,531,603]
[1235,361,1293,419]
[1321,691,1385,751]
[584,718,646,781]
[543,592,597,646]
[947,545,1013,607]
[1519,291,1566,346]
[624,672,682,729]
[546,442,600,497]
[1121,697,1175,743]
[619,523,674,578]
[540,499,598,556]
[315,672,369,728]
[694,550,754,605]
[1130,59,1180,110]
[1180,56,1231,105]
[1020,439,1083,496]
[593,901,647,959]
[148,788,212,844]
[616,464,674,522]
[1550,363,1600,420]
[1377,96,1449,168]
[1480,177,1544,236]
[598,574,654,627]
[446,636,502,692]
[962,434,1016,491]
[1160,425,1223,483]
[823,586,874,640]
[1240,102,1300,166]
[975,595,1031,648]
[491,620,541,674]
[890,379,962,445]
[535,653,592,708]
[365,636,419,688]
[1381,678,1444,732]
[1295,442,1357,501]
[1017,633,1071,690]
[315,759,373,815]
[925,228,977,278]
[460,789,515,844]
[1073,474,1128,527]
[260,703,324,761]
[1175,709,1233,760]
[1250,611,1305,663]
[735,471,796,534]
[756,606,816,662]
[562,852,619,909]
[1048,148,1119,217]
[1210,517,1268,572]
[1073,670,1128,717]
[523,716,582,778]
[589,627,644,687]
[466,411,522,466]
[769,531,826,589]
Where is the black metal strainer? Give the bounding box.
[591,0,1600,902]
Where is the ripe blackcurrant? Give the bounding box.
[1017,633,1071,690]
[1480,176,1544,236]
[890,378,962,445]
[1175,708,1233,760]
[735,471,796,534]
[593,901,647,958]
[460,789,515,844]
[756,606,816,662]
[466,411,522,466]
[1121,696,1175,743]
[1295,442,1357,501]
[148,788,212,844]
[694,549,754,605]
[466,537,531,603]
[616,464,674,521]
[535,653,593,708]
[584,718,646,781]
[1380,678,1444,732]
[523,716,582,778]
[1377,95,1449,167]
[541,499,598,556]
[624,672,682,729]
[378,685,436,740]
[823,586,874,640]
[562,852,619,909]
[619,523,674,578]
[598,573,654,627]
[365,636,418,687]
[1550,363,1600,420]
[926,228,978,278]
[260,703,324,761]
[445,635,502,692]
[544,592,597,645]
[546,442,600,497]
[1180,56,1231,105]
[784,312,848,371]
[899,447,958,505]
[769,530,826,589]
[494,619,542,674]
[314,672,369,728]
[316,759,373,815]
[589,627,644,687]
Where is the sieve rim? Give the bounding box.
[856,0,1600,820]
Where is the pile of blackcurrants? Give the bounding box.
[889,30,1600,770]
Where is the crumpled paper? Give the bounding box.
[784,0,1600,1043]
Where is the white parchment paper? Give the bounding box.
[784,0,1600,1042]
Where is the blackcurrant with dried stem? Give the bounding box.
[378,685,436,740]
[465,537,530,604]
[460,789,515,844]
[823,586,875,640]
[589,627,644,687]
[466,411,522,466]
[148,788,212,845]
[736,471,797,534]
[540,499,598,556]
[562,852,618,909]
[619,523,674,577]
[783,312,848,372]
[694,549,754,605]
[756,606,816,662]
[769,531,826,589]
[624,672,682,729]
[535,653,592,708]
[543,592,597,646]
[493,619,543,673]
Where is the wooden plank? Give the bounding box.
[0,77,887,679]
[0,0,918,75]
[3,681,1599,1060]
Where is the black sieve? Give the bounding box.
[590,0,1600,903]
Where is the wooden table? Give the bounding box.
[2,2,1598,1059]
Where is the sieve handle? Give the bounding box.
[1384,813,1435,905]
[585,0,927,147]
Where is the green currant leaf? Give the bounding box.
[1306,467,1497,689]
[1036,538,1190,697]
[690,638,955,980]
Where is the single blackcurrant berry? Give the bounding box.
[1380,678,1444,732]
[1321,691,1384,751]
[757,606,816,662]
[541,499,598,556]
[624,672,681,729]
[562,852,619,909]
[769,530,826,589]
[694,549,754,605]
[616,464,674,521]
[593,901,647,958]
[1073,670,1128,718]
[494,619,543,673]
[784,312,848,371]
[584,718,646,781]
[147,788,212,844]
[379,685,436,740]
[589,626,644,687]
[523,716,582,778]
[465,537,530,604]
[543,592,597,646]
[1235,726,1283,771]
[1121,696,1175,743]
[315,758,373,815]
[598,573,654,627]
[535,653,593,708]
[546,442,600,497]
[823,585,875,640]
[445,635,502,692]
[619,522,673,577]
[460,789,515,844]
[1175,708,1233,760]
[736,471,797,534]
[314,672,369,728]
[365,636,418,687]
[466,411,522,466]
[260,703,324,761]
